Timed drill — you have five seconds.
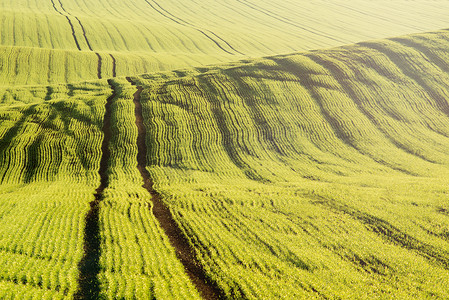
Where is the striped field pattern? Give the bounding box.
[1,0,449,85]
[1,0,449,298]
[131,30,449,298]
[0,82,109,297]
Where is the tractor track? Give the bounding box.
[50,0,81,50]
[234,0,345,44]
[52,0,105,79]
[95,53,102,79]
[126,77,224,300]
[110,54,117,77]
[74,80,116,299]
[142,0,241,55]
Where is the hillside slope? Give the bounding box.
[132,29,449,298]
[1,29,449,298]
[1,0,449,85]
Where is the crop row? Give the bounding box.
[0,81,111,298]
[3,0,449,85]
[97,78,200,299]
[0,77,203,298]
[136,31,449,298]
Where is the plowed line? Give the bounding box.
[50,0,81,50]
[74,16,92,51]
[62,16,81,50]
[55,0,104,79]
[96,53,102,79]
[60,2,104,80]
[75,80,116,299]
[126,77,224,300]
[110,54,116,77]
[143,0,239,55]
[234,0,345,44]
[77,15,102,79]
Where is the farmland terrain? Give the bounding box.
[1,0,449,299]
[2,0,449,85]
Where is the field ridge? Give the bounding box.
[75,79,116,299]
[127,77,223,299]
[2,21,449,298]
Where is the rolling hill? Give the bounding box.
[1,0,449,299]
[2,0,449,85]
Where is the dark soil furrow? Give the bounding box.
[110,54,116,77]
[55,0,103,81]
[74,80,116,299]
[95,53,102,79]
[64,17,81,50]
[126,77,224,300]
[74,16,93,51]
[207,30,244,55]
[50,0,81,50]
[142,0,236,55]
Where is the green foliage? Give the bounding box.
[0,81,110,298]
[2,0,449,85]
[98,78,200,299]
[1,0,449,297]
[135,30,449,298]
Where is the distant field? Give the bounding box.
[1,27,449,298]
[2,0,449,299]
[1,0,449,85]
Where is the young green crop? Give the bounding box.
[2,0,449,85]
[0,81,110,298]
[2,11,449,298]
[97,78,200,299]
[134,30,449,298]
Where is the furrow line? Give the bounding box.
[110,54,116,77]
[234,0,345,44]
[50,0,81,50]
[126,77,224,300]
[95,53,102,79]
[74,80,116,299]
[73,16,93,51]
[76,16,102,79]
[56,1,104,79]
[62,17,81,51]
[142,0,238,55]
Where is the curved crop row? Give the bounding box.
[136,30,449,299]
[97,78,200,299]
[0,81,110,298]
[3,0,449,85]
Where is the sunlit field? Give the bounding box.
[1,0,449,299]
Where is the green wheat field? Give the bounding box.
[1,0,449,299]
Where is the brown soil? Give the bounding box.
[74,79,115,299]
[126,77,225,300]
[95,53,102,79]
